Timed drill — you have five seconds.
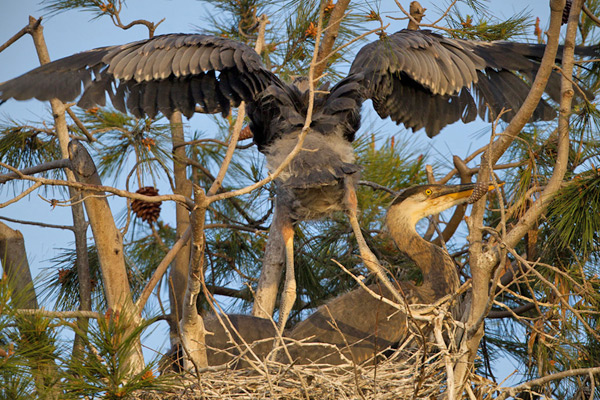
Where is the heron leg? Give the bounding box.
[278,220,296,333]
[252,202,287,319]
[344,182,403,304]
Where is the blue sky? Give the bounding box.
[0,0,554,371]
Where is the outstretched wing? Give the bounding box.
[0,34,279,119]
[350,29,597,137]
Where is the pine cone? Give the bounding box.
[562,0,572,24]
[131,186,162,223]
[467,183,490,204]
[239,125,254,140]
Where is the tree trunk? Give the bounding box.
[455,0,571,393]
[0,222,61,398]
[68,140,144,373]
[251,203,285,319]
[0,222,37,308]
[26,16,92,360]
[169,112,192,330]
[179,186,208,370]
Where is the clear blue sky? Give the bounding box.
[0,0,553,369]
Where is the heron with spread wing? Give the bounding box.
[0,11,596,331]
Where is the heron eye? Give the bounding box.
[425,189,432,196]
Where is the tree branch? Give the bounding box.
[314,0,350,79]
[26,14,94,364]
[496,367,600,400]
[135,226,192,312]
[0,161,192,207]
[179,186,209,370]
[15,309,102,320]
[583,3,600,26]
[457,0,570,393]
[0,17,41,54]
[486,302,536,319]
[0,159,71,184]
[0,216,74,231]
[0,222,38,309]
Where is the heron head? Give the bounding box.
[388,183,500,227]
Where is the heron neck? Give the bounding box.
[386,210,460,303]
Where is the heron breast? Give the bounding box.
[266,130,360,220]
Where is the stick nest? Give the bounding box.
[142,336,452,399]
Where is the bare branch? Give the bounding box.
[0,161,191,207]
[0,182,42,208]
[314,0,350,78]
[206,15,269,198]
[496,367,600,400]
[358,180,398,196]
[583,3,600,26]
[66,107,95,142]
[486,302,536,319]
[135,226,192,312]
[509,249,600,342]
[106,0,164,38]
[0,215,74,231]
[500,0,582,252]
[174,138,253,150]
[456,0,571,392]
[179,186,209,369]
[0,17,41,54]
[0,159,71,184]
[206,104,245,197]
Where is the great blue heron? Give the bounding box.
[0,17,594,331]
[283,183,493,364]
[161,183,495,368]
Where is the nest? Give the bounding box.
[155,349,448,399]
[146,311,464,400]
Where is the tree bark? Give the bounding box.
[0,222,37,309]
[251,203,286,318]
[68,140,144,372]
[0,223,59,398]
[179,186,208,370]
[169,112,192,330]
[26,16,92,360]
[455,0,574,393]
[314,0,351,79]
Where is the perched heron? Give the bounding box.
[284,183,493,364]
[167,183,495,367]
[0,22,594,330]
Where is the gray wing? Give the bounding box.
[0,34,279,119]
[350,29,596,137]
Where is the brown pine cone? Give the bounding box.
[131,186,162,223]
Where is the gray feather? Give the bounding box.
[176,45,197,77]
[199,46,215,72]
[155,46,179,79]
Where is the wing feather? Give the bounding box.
[171,46,187,77]
[0,33,279,121]
[349,29,597,136]
[142,49,163,81]
[110,47,140,79]
[155,46,179,79]
[199,46,215,72]
[176,45,198,77]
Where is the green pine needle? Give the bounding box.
[547,170,600,261]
